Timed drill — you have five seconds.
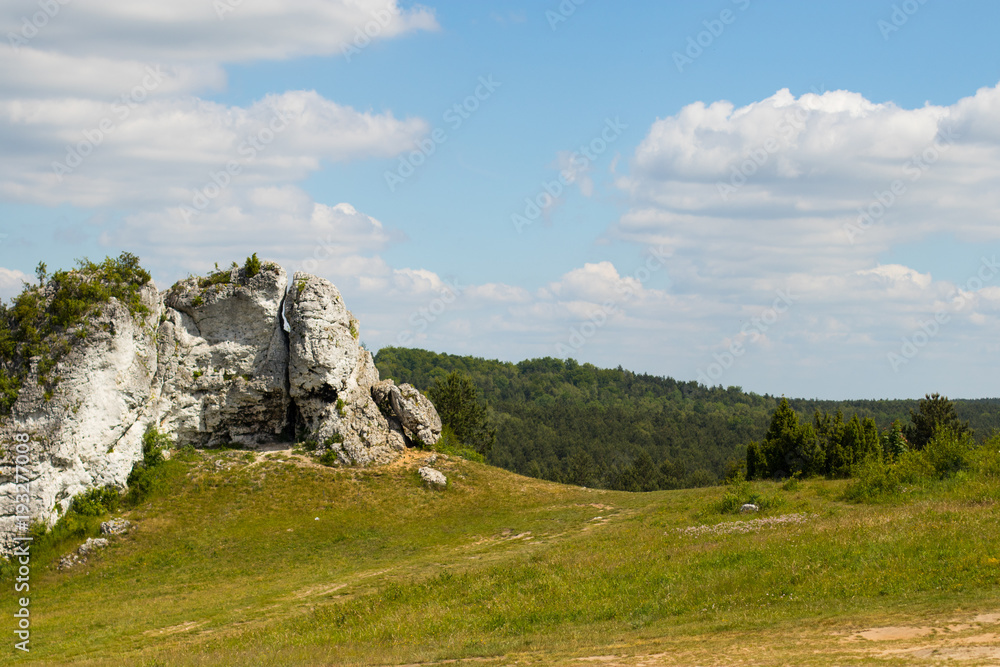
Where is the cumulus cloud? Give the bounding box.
[104,187,400,278]
[618,85,1000,257]
[615,84,1000,299]
[606,85,1000,396]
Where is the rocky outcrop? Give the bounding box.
[0,284,160,551]
[154,262,290,447]
[372,380,441,446]
[0,259,445,552]
[284,273,406,466]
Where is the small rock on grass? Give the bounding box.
[418,466,447,488]
[59,537,109,570]
[100,518,132,535]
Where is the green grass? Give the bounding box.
[4,450,1000,665]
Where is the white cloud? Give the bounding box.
[619,85,1000,253]
[0,268,30,301]
[604,85,1000,396]
[0,50,224,100]
[105,187,400,277]
[1,0,438,65]
[0,1,435,209]
[0,91,428,207]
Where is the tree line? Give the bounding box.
[374,347,1000,491]
[746,393,972,480]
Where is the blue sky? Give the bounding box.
[1,0,999,399]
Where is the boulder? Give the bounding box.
[418,466,447,488]
[78,536,108,555]
[154,262,290,447]
[372,380,441,447]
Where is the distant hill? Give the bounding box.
[374,347,1000,489]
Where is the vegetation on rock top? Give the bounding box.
[0,252,152,414]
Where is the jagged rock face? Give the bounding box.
[284,273,405,466]
[154,263,290,447]
[0,285,160,551]
[372,380,442,446]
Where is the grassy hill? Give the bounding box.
[374,347,1000,489]
[6,445,1000,665]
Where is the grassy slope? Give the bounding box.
[5,449,1000,666]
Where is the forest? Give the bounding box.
[374,346,1000,491]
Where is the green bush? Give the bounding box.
[971,437,1000,479]
[319,450,339,467]
[432,424,485,463]
[197,267,232,289]
[843,456,901,503]
[923,427,975,479]
[894,449,935,483]
[125,426,170,504]
[781,473,802,492]
[70,485,120,516]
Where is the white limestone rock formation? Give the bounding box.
[371,380,442,447]
[153,262,291,447]
[284,273,405,466]
[0,258,447,553]
[0,283,160,551]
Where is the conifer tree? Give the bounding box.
[905,393,970,450]
[428,371,496,456]
[761,397,800,477]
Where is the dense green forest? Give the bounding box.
[374,347,1000,490]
